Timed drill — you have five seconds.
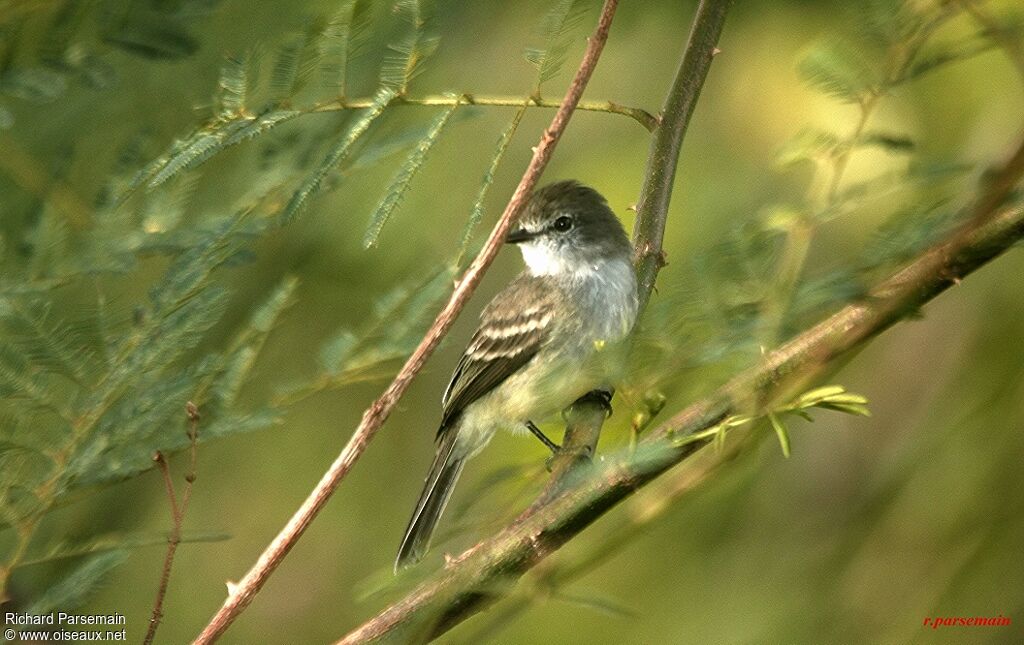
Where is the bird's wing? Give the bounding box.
[440,277,555,430]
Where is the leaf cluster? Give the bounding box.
[0,0,224,126]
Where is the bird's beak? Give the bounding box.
[505,227,536,244]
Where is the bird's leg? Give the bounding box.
[579,389,614,417]
[525,420,560,453]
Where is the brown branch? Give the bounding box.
[632,0,731,312]
[335,133,1024,643]
[145,402,200,645]
[192,1,622,641]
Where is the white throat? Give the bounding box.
[520,242,592,277]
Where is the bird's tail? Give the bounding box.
[395,427,466,571]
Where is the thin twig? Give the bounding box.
[310,94,657,132]
[336,133,1024,642]
[192,2,622,641]
[145,402,200,645]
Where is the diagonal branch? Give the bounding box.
[336,132,1024,643]
[192,1,622,641]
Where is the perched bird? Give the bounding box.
[396,180,639,570]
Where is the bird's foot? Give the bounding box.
[525,420,560,454]
[579,389,614,417]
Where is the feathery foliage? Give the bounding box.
[25,550,130,617]
[320,0,376,97]
[618,0,1020,461]
[279,268,453,405]
[363,100,460,247]
[0,1,218,124]
[456,104,528,267]
[380,0,441,94]
[525,0,594,90]
[281,86,396,224]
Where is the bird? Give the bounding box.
[395,180,639,570]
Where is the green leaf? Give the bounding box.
[0,300,97,385]
[776,128,841,168]
[380,0,441,93]
[318,330,359,375]
[320,0,376,96]
[553,590,638,619]
[18,531,230,568]
[269,16,331,102]
[456,104,527,267]
[227,109,303,147]
[215,52,250,118]
[26,550,129,616]
[525,0,593,88]
[903,32,1000,85]
[768,412,791,458]
[134,110,301,190]
[140,172,198,235]
[860,131,915,153]
[282,86,396,224]
[818,402,872,417]
[0,437,54,495]
[211,276,299,409]
[788,385,871,418]
[363,100,460,248]
[281,268,452,403]
[796,385,847,406]
[797,40,877,103]
[341,120,442,175]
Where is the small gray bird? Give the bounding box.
[396,180,639,569]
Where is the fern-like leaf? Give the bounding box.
[19,531,230,568]
[797,40,877,103]
[270,16,331,103]
[525,0,592,89]
[380,0,441,93]
[281,86,396,224]
[0,300,97,385]
[135,109,302,190]
[282,268,452,403]
[321,0,375,97]
[456,104,527,267]
[363,100,460,248]
[216,52,250,119]
[209,275,299,409]
[26,550,129,617]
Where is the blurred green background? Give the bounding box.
[2,0,1023,643]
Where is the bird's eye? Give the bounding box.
[552,216,573,232]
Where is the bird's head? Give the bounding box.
[506,180,632,276]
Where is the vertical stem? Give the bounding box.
[546,0,733,491]
[145,403,200,645]
[633,0,732,312]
